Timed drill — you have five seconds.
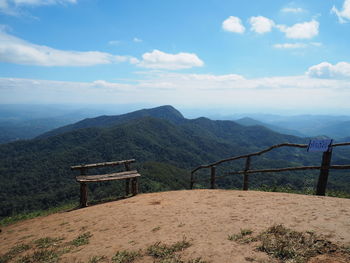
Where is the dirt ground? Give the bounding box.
[1,189,350,262]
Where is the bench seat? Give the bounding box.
[76,170,141,183]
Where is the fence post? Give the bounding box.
[124,162,131,196]
[190,171,194,189]
[210,166,216,189]
[80,168,88,207]
[243,156,251,191]
[316,149,333,196]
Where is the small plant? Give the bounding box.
[88,255,108,263]
[228,228,254,243]
[147,238,191,259]
[111,250,141,263]
[152,226,161,232]
[70,232,92,247]
[17,249,59,263]
[34,237,64,249]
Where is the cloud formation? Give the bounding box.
[137,49,204,70]
[277,20,319,39]
[2,72,350,113]
[332,0,350,23]
[133,37,142,43]
[0,0,76,15]
[273,42,321,49]
[0,30,133,66]
[307,62,350,79]
[281,7,304,13]
[249,16,275,34]
[222,16,245,33]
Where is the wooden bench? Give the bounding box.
[71,159,141,207]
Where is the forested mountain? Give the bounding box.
[1,106,349,219]
[38,105,185,139]
[235,117,306,137]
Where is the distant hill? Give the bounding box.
[247,114,350,139]
[234,117,306,137]
[321,120,350,139]
[0,105,349,219]
[38,105,185,139]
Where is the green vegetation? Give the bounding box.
[34,237,64,249]
[70,232,92,247]
[0,232,94,263]
[0,243,31,263]
[147,238,191,259]
[228,228,254,243]
[0,105,350,221]
[0,235,206,263]
[0,202,77,227]
[17,249,59,263]
[112,250,142,263]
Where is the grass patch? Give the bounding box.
[70,232,92,247]
[229,224,350,263]
[228,228,255,243]
[256,224,339,262]
[17,249,59,263]
[112,250,142,263]
[0,202,78,227]
[147,238,191,259]
[88,255,108,263]
[34,237,64,249]
[0,243,31,263]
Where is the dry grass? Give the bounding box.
[229,224,350,263]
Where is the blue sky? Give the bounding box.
[0,0,350,114]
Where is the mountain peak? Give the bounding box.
[38,105,185,138]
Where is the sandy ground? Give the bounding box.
[1,189,350,262]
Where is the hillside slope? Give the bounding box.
[1,190,349,263]
[38,105,185,139]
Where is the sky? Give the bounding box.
[0,0,350,114]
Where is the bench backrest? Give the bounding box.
[71,159,136,174]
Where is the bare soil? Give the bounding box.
[1,189,350,262]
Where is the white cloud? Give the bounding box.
[222,16,245,33]
[273,42,322,49]
[0,30,135,66]
[332,0,350,23]
[108,40,121,46]
[281,7,305,13]
[133,37,142,43]
[3,73,350,113]
[307,62,350,79]
[277,20,319,39]
[274,43,307,49]
[249,16,274,34]
[137,49,204,70]
[12,0,76,6]
[0,0,76,14]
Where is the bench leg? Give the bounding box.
[80,183,88,207]
[125,179,130,196]
[131,177,139,195]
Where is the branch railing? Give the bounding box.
[190,142,350,196]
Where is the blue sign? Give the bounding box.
[307,139,333,152]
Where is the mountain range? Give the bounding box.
[0,105,349,219]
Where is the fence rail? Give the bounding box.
[190,142,350,196]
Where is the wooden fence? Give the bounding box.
[190,142,350,196]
